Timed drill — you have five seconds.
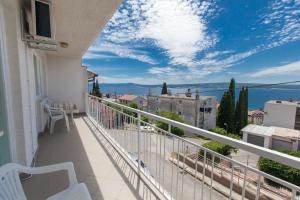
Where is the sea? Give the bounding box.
[95,83,300,110]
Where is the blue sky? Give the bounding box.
[83,0,300,84]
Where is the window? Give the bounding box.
[33,54,43,96]
[179,100,182,104]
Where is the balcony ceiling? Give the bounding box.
[47,0,122,58]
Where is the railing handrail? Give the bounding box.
[88,94,300,170]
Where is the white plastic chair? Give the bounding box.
[45,104,70,134]
[0,162,92,200]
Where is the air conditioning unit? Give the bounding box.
[21,0,57,51]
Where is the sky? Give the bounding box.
[83,0,300,84]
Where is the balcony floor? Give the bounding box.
[22,115,144,200]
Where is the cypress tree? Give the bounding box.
[235,89,244,135]
[92,81,96,95]
[161,82,168,94]
[244,87,249,126]
[217,91,234,132]
[229,78,235,106]
[234,87,248,135]
[94,79,102,98]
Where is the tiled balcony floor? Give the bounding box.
[22,115,145,200]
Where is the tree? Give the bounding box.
[161,82,168,95]
[156,111,184,136]
[234,87,248,135]
[217,91,234,133]
[229,78,235,106]
[92,79,102,98]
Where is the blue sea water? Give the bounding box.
[98,84,300,110]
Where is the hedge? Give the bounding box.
[156,111,184,136]
[258,149,300,187]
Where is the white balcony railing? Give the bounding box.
[87,94,300,200]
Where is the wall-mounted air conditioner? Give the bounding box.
[21,0,57,51]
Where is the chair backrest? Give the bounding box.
[0,163,26,200]
[44,104,53,118]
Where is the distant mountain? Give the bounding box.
[100,82,300,89]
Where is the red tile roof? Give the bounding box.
[118,95,138,101]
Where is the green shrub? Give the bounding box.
[156,111,184,136]
[202,141,235,156]
[258,149,300,187]
[211,127,241,140]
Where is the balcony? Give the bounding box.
[21,94,300,200]
[21,115,158,200]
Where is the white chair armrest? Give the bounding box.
[19,162,77,186]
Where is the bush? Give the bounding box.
[258,149,300,187]
[211,127,241,140]
[156,111,184,136]
[201,140,236,158]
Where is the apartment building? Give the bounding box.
[147,94,217,130]
[264,100,300,130]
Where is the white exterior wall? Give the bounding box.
[46,55,88,113]
[0,0,44,165]
[264,102,296,129]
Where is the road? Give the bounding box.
[107,128,226,200]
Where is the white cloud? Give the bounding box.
[100,0,217,67]
[83,52,116,60]
[204,50,233,59]
[251,60,300,77]
[262,0,300,48]
[88,42,157,64]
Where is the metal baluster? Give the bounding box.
[193,146,199,200]
[181,141,186,200]
[163,129,166,195]
[210,154,215,200]
[229,163,234,200]
[156,129,159,182]
[176,139,180,200]
[242,168,247,200]
[201,150,207,200]
[159,129,162,191]
[171,135,174,199]
[138,113,141,175]
[292,189,296,200]
[255,174,261,200]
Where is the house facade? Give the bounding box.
[248,109,264,125]
[264,100,300,130]
[0,0,121,166]
[147,94,217,130]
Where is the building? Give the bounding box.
[118,94,146,109]
[264,100,300,130]
[1,0,300,199]
[242,124,300,151]
[248,109,264,125]
[147,94,217,130]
